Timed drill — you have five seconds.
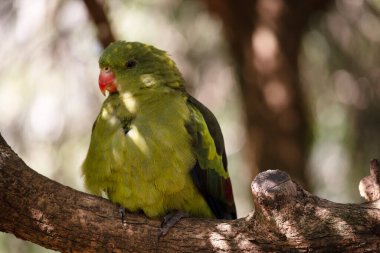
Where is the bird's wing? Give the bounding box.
[186,96,237,219]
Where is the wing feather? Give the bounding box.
[186,96,236,219]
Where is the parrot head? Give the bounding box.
[98,41,184,96]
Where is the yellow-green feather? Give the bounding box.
[82,41,235,219]
[82,91,213,218]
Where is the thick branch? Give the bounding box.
[1,133,380,252]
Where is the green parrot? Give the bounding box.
[82,41,236,232]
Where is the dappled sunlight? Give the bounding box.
[216,222,232,233]
[140,74,157,88]
[127,126,149,155]
[263,80,290,113]
[314,205,355,237]
[121,92,138,114]
[29,208,54,235]
[208,220,257,251]
[333,70,367,109]
[251,26,278,73]
[252,27,278,60]
[209,232,231,251]
[275,220,308,247]
[235,233,255,251]
[371,201,380,209]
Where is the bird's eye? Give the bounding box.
[125,59,137,69]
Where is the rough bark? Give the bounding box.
[1,133,380,252]
[201,0,333,186]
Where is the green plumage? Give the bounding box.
[82,41,236,219]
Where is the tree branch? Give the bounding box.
[359,159,380,201]
[1,133,380,252]
[82,0,115,48]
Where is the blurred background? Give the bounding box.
[0,0,380,252]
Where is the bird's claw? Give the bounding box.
[159,211,188,237]
[119,206,127,225]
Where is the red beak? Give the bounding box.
[99,68,117,96]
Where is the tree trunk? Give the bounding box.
[201,0,333,186]
[1,133,380,252]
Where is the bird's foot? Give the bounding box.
[159,211,188,237]
[118,206,127,225]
